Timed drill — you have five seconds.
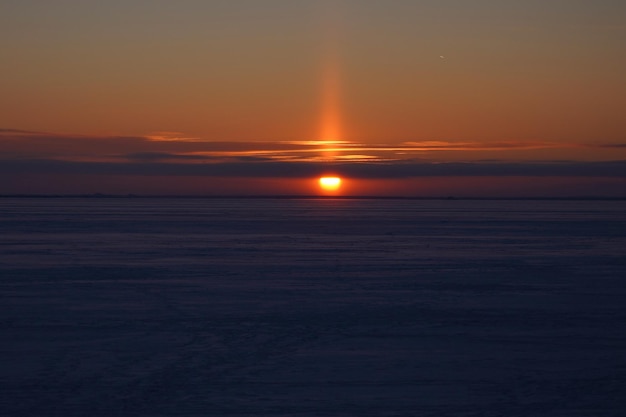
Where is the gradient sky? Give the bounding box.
[1,0,625,196]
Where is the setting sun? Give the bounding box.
[319,177,342,191]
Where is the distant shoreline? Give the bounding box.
[1,194,625,201]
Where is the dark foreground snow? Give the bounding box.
[1,198,625,416]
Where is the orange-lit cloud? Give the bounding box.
[2,130,625,165]
[2,127,625,199]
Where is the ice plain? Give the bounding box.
[1,198,625,416]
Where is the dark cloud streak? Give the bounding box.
[124,152,215,161]
[1,158,624,178]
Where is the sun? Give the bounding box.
[319,176,342,192]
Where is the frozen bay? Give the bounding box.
[1,198,625,416]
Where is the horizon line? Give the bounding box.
[1,194,625,201]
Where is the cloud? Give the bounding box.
[1,129,598,163]
[1,158,624,179]
[400,140,570,151]
[595,143,626,148]
[0,129,327,160]
[2,129,625,181]
[124,152,215,161]
[0,129,45,134]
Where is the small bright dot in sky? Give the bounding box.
[440,56,445,59]
[319,177,342,191]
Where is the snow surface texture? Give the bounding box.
[1,198,625,416]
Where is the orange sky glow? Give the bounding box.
[1,1,625,196]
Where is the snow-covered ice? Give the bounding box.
[1,198,625,416]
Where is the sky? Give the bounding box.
[1,0,625,196]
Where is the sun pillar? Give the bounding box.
[318,6,343,160]
[320,52,341,143]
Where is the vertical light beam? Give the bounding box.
[319,3,343,144]
[320,47,341,142]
